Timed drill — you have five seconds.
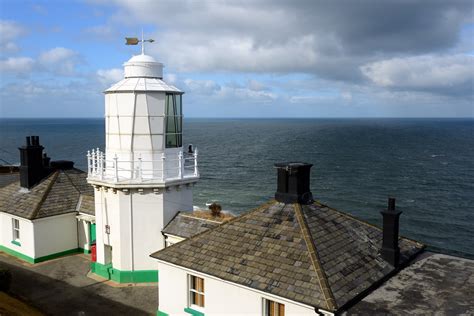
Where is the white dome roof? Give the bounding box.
[123,53,163,79]
[127,54,157,63]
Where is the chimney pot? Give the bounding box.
[380,197,402,267]
[26,136,31,146]
[274,162,313,204]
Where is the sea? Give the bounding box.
[0,118,473,258]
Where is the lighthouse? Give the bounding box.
[87,37,199,283]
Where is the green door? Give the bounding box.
[90,223,96,244]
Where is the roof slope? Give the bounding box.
[151,200,424,312]
[106,77,182,93]
[162,212,224,239]
[0,169,94,220]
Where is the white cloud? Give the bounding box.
[0,57,34,74]
[97,68,123,85]
[0,20,26,53]
[83,25,117,39]
[184,79,221,95]
[361,54,474,95]
[38,47,81,75]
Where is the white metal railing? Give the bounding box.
[86,148,199,183]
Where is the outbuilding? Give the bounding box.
[151,162,424,315]
[0,136,95,263]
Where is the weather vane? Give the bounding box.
[125,29,154,55]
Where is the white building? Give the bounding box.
[151,163,425,315]
[0,137,95,263]
[87,46,199,283]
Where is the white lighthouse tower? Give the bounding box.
[87,37,199,283]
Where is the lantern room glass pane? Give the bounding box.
[165,93,183,148]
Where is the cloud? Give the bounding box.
[0,57,35,74]
[97,68,123,85]
[0,20,26,53]
[83,24,118,40]
[37,47,81,75]
[184,79,221,95]
[361,54,474,96]
[101,1,472,78]
[183,78,276,103]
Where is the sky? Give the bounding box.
[0,0,473,118]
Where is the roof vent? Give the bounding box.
[274,162,313,204]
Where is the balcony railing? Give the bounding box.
[87,148,199,184]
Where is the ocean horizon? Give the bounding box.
[1,117,473,259]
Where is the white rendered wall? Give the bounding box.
[77,219,91,251]
[158,262,317,316]
[94,185,192,271]
[0,213,35,258]
[33,213,78,258]
[105,92,167,180]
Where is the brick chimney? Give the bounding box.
[274,162,313,204]
[380,197,402,267]
[19,136,46,189]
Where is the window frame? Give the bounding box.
[263,298,285,316]
[165,93,183,148]
[12,218,20,242]
[188,274,205,311]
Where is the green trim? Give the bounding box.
[79,248,91,254]
[34,248,80,263]
[91,262,159,283]
[11,240,21,246]
[0,245,34,263]
[157,310,169,316]
[90,223,96,245]
[0,245,80,264]
[184,307,204,316]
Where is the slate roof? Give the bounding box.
[162,212,223,239]
[151,200,424,312]
[0,169,95,220]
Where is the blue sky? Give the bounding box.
[0,0,473,118]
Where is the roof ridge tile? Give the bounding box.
[29,171,59,219]
[293,203,337,311]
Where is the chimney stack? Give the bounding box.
[19,136,46,189]
[380,197,402,267]
[274,162,313,204]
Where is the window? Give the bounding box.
[189,275,205,309]
[264,299,285,316]
[165,93,183,148]
[12,218,20,241]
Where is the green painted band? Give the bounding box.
[157,310,169,316]
[11,240,21,246]
[91,262,159,283]
[184,307,205,316]
[34,248,81,263]
[79,248,91,254]
[0,245,34,263]
[0,246,80,263]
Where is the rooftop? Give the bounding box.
[0,168,94,220]
[151,200,424,312]
[347,252,474,314]
[163,211,233,239]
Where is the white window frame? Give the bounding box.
[188,274,205,311]
[263,298,285,316]
[12,218,20,242]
